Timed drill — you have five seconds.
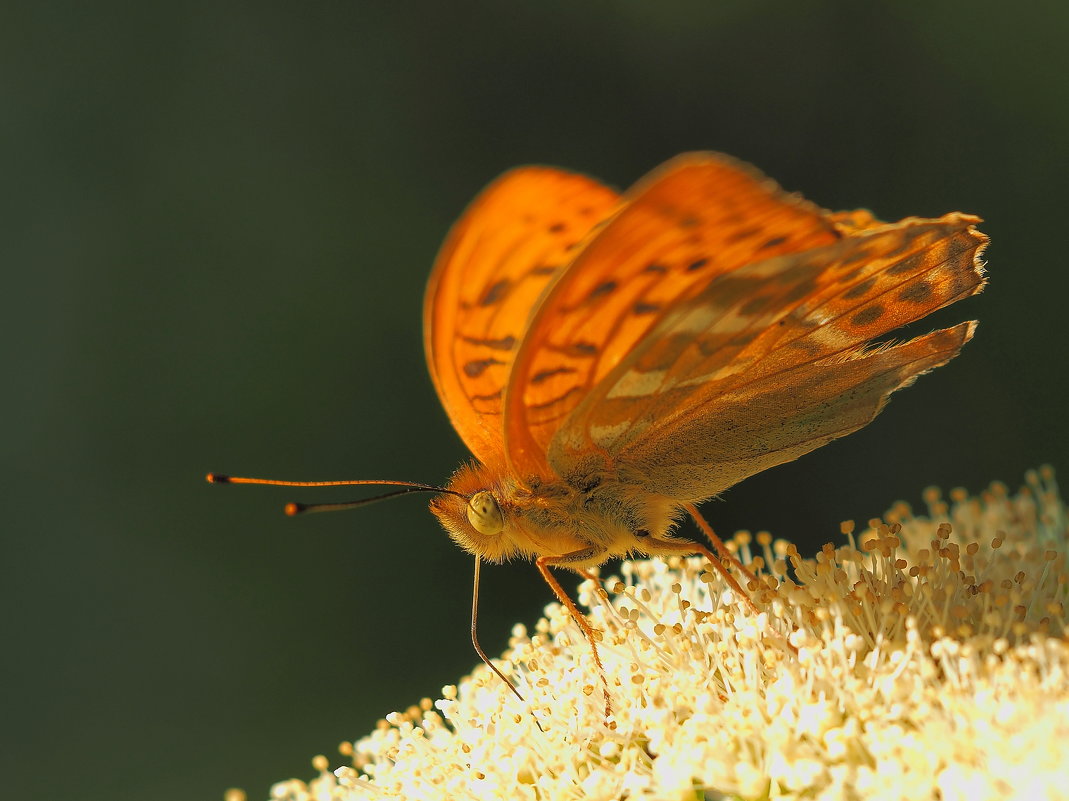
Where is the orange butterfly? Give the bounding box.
[211,152,987,712]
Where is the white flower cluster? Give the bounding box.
[261,468,1068,801]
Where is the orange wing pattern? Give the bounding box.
[548,214,987,498]
[503,153,845,480]
[424,167,620,470]
[415,154,987,715]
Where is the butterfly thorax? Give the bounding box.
[429,460,680,567]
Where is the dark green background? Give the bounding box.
[6,2,1067,800]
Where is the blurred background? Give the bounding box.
[5,2,1067,799]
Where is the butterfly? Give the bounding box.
[210,152,987,713]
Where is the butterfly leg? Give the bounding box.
[576,568,611,603]
[684,503,762,597]
[663,505,799,655]
[644,536,763,618]
[535,550,613,718]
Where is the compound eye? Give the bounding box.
[466,491,504,535]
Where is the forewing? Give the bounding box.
[504,152,845,480]
[424,167,619,469]
[549,214,987,499]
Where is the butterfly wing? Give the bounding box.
[548,213,987,500]
[424,167,620,470]
[503,153,848,480]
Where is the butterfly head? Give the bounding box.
[430,461,523,563]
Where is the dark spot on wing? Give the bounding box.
[532,366,577,384]
[887,253,923,276]
[464,358,505,377]
[633,301,660,315]
[843,277,877,300]
[726,226,761,243]
[680,215,700,228]
[564,342,597,357]
[529,264,557,276]
[686,258,709,272]
[897,281,934,304]
[479,280,510,306]
[842,248,873,266]
[761,235,789,249]
[589,281,617,299]
[548,222,566,233]
[461,334,517,351]
[850,305,884,328]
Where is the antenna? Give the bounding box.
[206,473,467,514]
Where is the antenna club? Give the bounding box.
[284,502,304,516]
[206,473,230,483]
